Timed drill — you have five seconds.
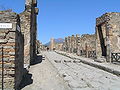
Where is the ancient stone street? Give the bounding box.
[22,51,120,90]
[0,0,120,90]
[21,54,71,90]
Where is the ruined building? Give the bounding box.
[63,35,76,53]
[20,0,39,66]
[79,34,96,58]
[76,34,81,55]
[36,40,47,53]
[63,34,96,58]
[0,0,38,89]
[0,10,24,89]
[62,12,120,62]
[96,12,120,62]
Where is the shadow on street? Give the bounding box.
[19,69,33,90]
[19,54,45,89]
[31,55,45,66]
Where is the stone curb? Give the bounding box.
[55,51,120,77]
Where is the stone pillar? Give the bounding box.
[20,0,39,66]
[68,36,71,53]
[76,34,80,55]
[64,37,67,52]
[85,43,89,58]
[50,38,54,50]
[95,26,102,58]
[71,35,74,53]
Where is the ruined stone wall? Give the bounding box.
[36,40,46,53]
[96,13,109,58]
[20,11,31,66]
[20,0,38,66]
[0,11,24,89]
[36,40,40,54]
[63,34,96,58]
[76,34,81,55]
[80,34,96,51]
[68,36,72,53]
[54,43,63,51]
[71,35,76,53]
[64,37,68,52]
[64,35,78,53]
[30,2,38,64]
[79,34,96,57]
[96,12,120,61]
[106,13,120,53]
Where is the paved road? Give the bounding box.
[22,51,120,90]
[42,51,120,90]
[21,54,72,90]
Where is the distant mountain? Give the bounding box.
[55,38,64,43]
[45,38,64,46]
[45,42,50,46]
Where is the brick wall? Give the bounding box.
[0,11,24,90]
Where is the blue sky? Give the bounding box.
[0,0,120,44]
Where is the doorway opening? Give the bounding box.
[97,25,106,56]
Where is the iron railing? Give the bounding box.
[111,53,120,63]
[88,51,96,58]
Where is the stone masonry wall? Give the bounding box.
[96,12,120,61]
[79,34,96,57]
[63,34,96,58]
[0,11,24,89]
[20,11,31,66]
[20,0,38,66]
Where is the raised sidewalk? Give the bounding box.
[55,50,120,76]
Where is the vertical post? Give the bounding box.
[106,29,111,63]
[2,47,4,90]
[85,43,88,58]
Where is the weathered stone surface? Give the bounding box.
[0,39,7,43]
[20,0,38,65]
[0,10,24,90]
[50,38,55,50]
[36,40,47,53]
[63,34,96,58]
[96,12,120,62]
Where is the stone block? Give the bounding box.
[8,39,15,43]
[9,52,15,55]
[0,39,7,44]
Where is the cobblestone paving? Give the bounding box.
[43,51,120,90]
[22,54,72,90]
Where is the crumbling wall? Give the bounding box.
[96,12,120,61]
[20,11,31,66]
[77,34,96,57]
[54,43,63,51]
[63,34,96,58]
[20,0,38,66]
[0,11,24,90]
[36,40,46,53]
[80,34,96,50]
